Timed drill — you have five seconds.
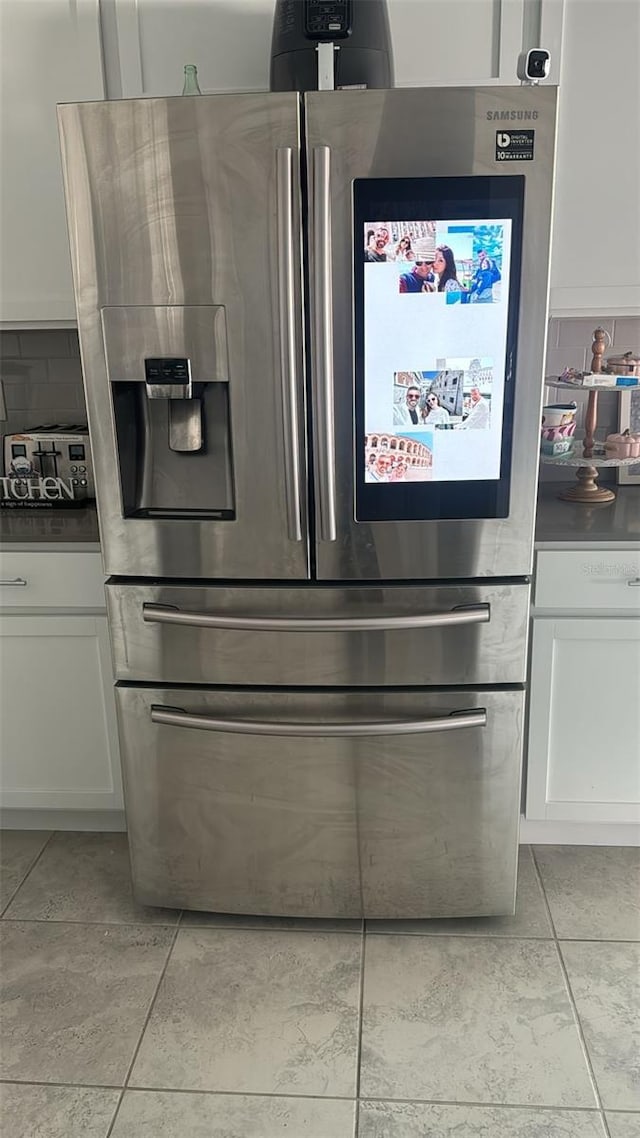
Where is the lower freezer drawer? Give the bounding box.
[116,686,525,920]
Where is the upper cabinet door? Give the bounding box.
[0,0,105,323]
[104,0,561,98]
[549,0,640,316]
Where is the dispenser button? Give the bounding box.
[70,465,77,473]
[79,465,86,473]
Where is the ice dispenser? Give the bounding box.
[102,305,234,519]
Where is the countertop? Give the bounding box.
[0,503,100,551]
[535,483,640,549]
[2,488,638,553]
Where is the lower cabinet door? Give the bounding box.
[526,617,640,825]
[0,614,123,811]
[116,686,525,920]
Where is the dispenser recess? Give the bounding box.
[102,305,234,519]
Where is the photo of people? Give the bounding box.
[365,431,434,483]
[393,370,465,429]
[364,221,437,265]
[363,220,505,306]
[468,225,504,303]
[459,359,493,429]
[393,375,422,426]
[398,234,438,292]
[365,225,392,262]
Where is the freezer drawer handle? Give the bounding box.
[276,146,303,543]
[628,577,640,587]
[150,706,487,737]
[142,602,490,632]
[312,145,337,543]
[0,577,28,587]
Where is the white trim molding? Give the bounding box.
[520,816,640,846]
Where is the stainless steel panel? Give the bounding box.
[102,306,229,384]
[106,581,529,685]
[116,686,524,918]
[304,86,558,580]
[58,95,308,578]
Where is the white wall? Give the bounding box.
[103,0,519,98]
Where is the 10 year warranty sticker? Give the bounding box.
[496,130,535,161]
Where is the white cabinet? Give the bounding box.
[0,0,105,324]
[103,0,561,98]
[549,0,640,316]
[526,549,640,833]
[0,614,123,811]
[0,551,123,816]
[527,618,640,825]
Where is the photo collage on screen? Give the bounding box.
[363,219,510,485]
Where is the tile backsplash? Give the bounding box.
[0,329,86,439]
[542,315,640,483]
[1,319,638,487]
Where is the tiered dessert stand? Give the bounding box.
[540,328,638,504]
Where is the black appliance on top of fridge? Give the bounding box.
[57,78,557,919]
[270,0,393,91]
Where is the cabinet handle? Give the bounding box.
[0,577,28,587]
[628,578,640,587]
[150,706,487,737]
[142,603,490,632]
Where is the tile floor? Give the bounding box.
[0,832,638,1137]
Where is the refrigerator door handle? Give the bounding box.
[276,146,303,543]
[312,145,337,543]
[150,706,487,737]
[142,602,491,631]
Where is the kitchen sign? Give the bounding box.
[0,476,80,509]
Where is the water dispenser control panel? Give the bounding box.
[144,358,192,399]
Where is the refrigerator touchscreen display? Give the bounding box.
[354,176,524,522]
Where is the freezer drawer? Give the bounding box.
[116,686,524,919]
[107,581,530,686]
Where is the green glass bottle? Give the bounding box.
[182,64,202,95]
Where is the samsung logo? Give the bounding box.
[486,110,539,121]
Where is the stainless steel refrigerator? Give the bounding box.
[58,85,557,919]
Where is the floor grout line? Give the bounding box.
[0,831,55,918]
[104,919,182,1137]
[0,1078,621,1113]
[4,911,633,942]
[0,1078,124,1091]
[357,1095,610,1112]
[0,915,181,928]
[353,923,367,1138]
[530,846,610,1132]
